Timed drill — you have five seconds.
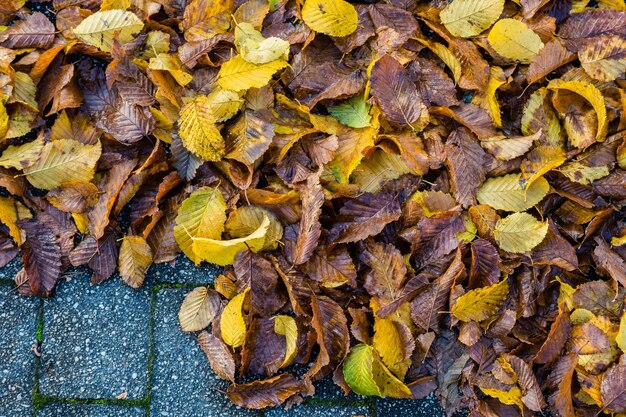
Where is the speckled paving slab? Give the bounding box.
[0,284,38,417]
[37,403,145,417]
[39,274,150,399]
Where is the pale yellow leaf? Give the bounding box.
[73,10,143,52]
[440,0,504,38]
[179,286,222,332]
[235,22,289,65]
[494,212,549,253]
[118,235,152,288]
[191,215,269,266]
[477,173,550,212]
[24,139,102,190]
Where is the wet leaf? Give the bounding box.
[440,0,504,38]
[73,10,143,52]
[494,213,548,253]
[451,279,509,322]
[198,331,236,382]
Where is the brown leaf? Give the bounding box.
[302,243,357,288]
[411,247,464,332]
[306,295,349,381]
[469,238,500,288]
[17,218,62,296]
[593,237,626,288]
[445,128,488,208]
[290,173,324,265]
[328,192,401,245]
[601,354,626,413]
[234,250,286,317]
[226,373,306,409]
[198,331,236,382]
[241,317,286,376]
[359,239,407,303]
[546,353,577,417]
[535,311,571,364]
[0,12,55,49]
[370,55,427,128]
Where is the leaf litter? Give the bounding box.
[0,0,626,414]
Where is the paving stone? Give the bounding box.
[150,288,260,417]
[265,404,371,417]
[0,286,38,417]
[376,393,444,417]
[147,253,221,284]
[39,273,150,399]
[38,403,145,417]
[0,257,22,281]
[313,376,358,400]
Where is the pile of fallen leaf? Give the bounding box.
[0,0,626,413]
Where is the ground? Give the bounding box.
[0,255,445,417]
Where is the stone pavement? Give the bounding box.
[0,254,445,417]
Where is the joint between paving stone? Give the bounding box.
[0,278,14,286]
[33,394,148,408]
[32,297,45,417]
[144,283,161,417]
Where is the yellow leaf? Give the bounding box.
[480,131,539,161]
[191,215,269,266]
[24,139,102,190]
[521,88,565,146]
[178,286,222,332]
[327,125,377,183]
[612,234,626,247]
[350,150,413,194]
[178,95,225,161]
[301,0,358,37]
[149,53,193,86]
[225,205,283,251]
[0,197,31,245]
[0,100,8,140]
[556,276,575,312]
[617,312,626,353]
[452,279,509,322]
[343,344,382,396]
[560,162,610,185]
[274,315,298,368]
[494,212,549,253]
[472,66,506,127]
[480,386,524,409]
[0,136,43,169]
[220,289,248,348]
[579,35,626,82]
[372,317,412,380]
[440,0,504,38]
[520,145,566,190]
[100,0,131,10]
[217,55,288,92]
[477,173,550,212]
[174,187,227,264]
[487,19,544,64]
[548,80,608,141]
[11,72,38,111]
[235,22,289,65]
[118,235,152,288]
[73,10,144,52]
[204,88,244,122]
